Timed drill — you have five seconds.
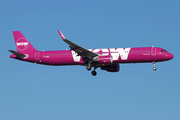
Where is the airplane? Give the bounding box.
[9,30,174,76]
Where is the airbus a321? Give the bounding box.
[9,30,174,76]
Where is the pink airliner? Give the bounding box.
[9,31,174,76]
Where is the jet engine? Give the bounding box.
[93,55,112,63]
[101,64,120,72]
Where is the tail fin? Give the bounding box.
[13,31,37,53]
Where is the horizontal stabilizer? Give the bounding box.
[8,50,26,57]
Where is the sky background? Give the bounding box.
[0,0,180,120]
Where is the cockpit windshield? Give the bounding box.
[161,50,167,52]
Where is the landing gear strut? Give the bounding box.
[153,61,157,71]
[86,60,92,71]
[91,67,97,76]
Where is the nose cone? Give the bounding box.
[167,53,174,60]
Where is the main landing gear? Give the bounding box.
[86,65,92,71]
[91,70,97,76]
[91,67,98,76]
[86,61,92,71]
[153,61,157,71]
[86,65,97,76]
[86,61,97,76]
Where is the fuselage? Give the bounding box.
[9,31,174,76]
[10,47,174,66]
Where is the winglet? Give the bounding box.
[58,30,65,39]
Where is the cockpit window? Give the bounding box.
[161,50,167,52]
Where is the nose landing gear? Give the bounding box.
[153,61,157,71]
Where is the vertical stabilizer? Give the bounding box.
[13,31,37,53]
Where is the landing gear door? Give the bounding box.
[35,52,40,60]
[151,47,156,55]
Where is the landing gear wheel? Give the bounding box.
[86,65,92,71]
[152,61,157,71]
[153,67,157,71]
[91,70,97,76]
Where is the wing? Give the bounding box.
[58,30,98,63]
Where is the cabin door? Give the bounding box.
[151,47,156,55]
[35,52,40,60]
